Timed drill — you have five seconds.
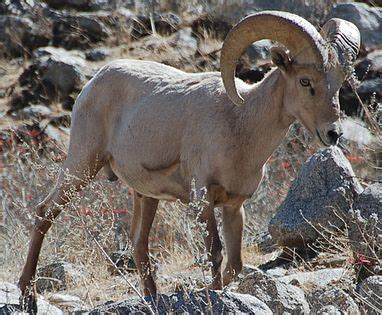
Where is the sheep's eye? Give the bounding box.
[300,78,310,87]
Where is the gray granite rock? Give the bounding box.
[12,47,93,110]
[52,12,110,49]
[269,147,363,248]
[0,15,50,58]
[90,290,272,314]
[237,268,310,314]
[308,288,360,315]
[279,268,346,291]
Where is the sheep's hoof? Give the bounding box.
[20,290,38,314]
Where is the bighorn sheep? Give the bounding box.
[19,11,360,309]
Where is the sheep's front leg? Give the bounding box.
[222,205,245,286]
[199,203,223,290]
[19,155,103,313]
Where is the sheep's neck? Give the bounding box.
[236,69,294,167]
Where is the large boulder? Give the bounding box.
[327,3,382,53]
[90,290,272,314]
[269,147,363,248]
[0,15,50,58]
[11,47,93,111]
[52,12,110,50]
[237,268,310,314]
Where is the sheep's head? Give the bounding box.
[221,11,360,146]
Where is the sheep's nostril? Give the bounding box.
[327,130,341,145]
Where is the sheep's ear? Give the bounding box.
[271,47,292,72]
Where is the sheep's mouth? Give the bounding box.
[316,129,330,147]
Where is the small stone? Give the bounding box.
[85,47,111,61]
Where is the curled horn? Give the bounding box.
[220,11,328,105]
[321,18,361,76]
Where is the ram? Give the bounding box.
[19,11,360,308]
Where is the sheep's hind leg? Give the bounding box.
[131,193,159,296]
[222,205,245,286]
[18,153,104,313]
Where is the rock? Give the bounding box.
[85,47,111,61]
[308,288,360,314]
[348,183,382,279]
[191,1,337,28]
[90,290,272,314]
[354,183,382,219]
[236,41,273,84]
[0,0,38,15]
[246,231,276,253]
[44,0,115,11]
[52,13,110,49]
[0,282,63,314]
[269,147,363,248]
[357,276,382,313]
[266,267,288,278]
[244,40,273,64]
[131,12,182,39]
[13,47,92,110]
[47,293,86,312]
[357,78,382,102]
[191,14,232,40]
[327,3,382,53]
[0,15,50,58]
[355,50,382,80]
[17,105,52,120]
[237,268,310,314]
[340,49,382,115]
[35,48,87,101]
[36,262,86,293]
[278,268,346,291]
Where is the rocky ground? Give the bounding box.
[0,0,381,314]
